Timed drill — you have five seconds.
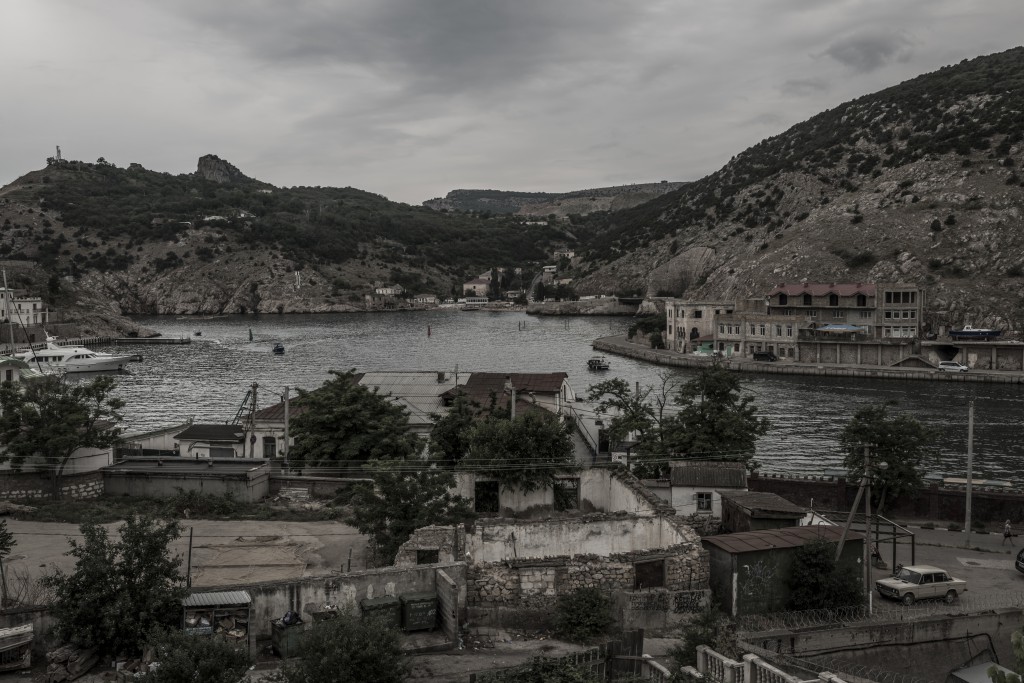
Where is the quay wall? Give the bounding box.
[594,335,1024,383]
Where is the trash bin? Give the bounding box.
[400,593,437,632]
[270,619,306,658]
[359,596,401,628]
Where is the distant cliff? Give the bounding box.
[423,182,688,217]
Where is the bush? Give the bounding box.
[669,603,734,668]
[947,522,962,532]
[554,588,615,642]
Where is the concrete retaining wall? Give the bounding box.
[0,471,103,500]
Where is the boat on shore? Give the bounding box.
[950,325,1004,341]
[17,338,138,373]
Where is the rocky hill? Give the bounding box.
[568,47,1024,331]
[423,182,687,217]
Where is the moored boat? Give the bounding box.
[273,343,285,355]
[949,325,1003,341]
[16,337,137,373]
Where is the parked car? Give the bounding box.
[875,565,966,605]
[1015,548,1024,575]
[938,361,969,373]
[752,351,778,362]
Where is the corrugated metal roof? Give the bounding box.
[720,490,806,516]
[702,524,860,554]
[183,590,251,607]
[671,461,747,488]
[174,424,245,442]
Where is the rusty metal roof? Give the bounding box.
[720,490,806,517]
[173,424,245,442]
[182,591,251,607]
[671,461,747,488]
[702,524,860,554]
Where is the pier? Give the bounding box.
[593,335,1024,384]
[113,336,191,345]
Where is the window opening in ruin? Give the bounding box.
[474,480,500,514]
[554,478,580,511]
[696,492,713,512]
[634,559,666,589]
[416,549,440,565]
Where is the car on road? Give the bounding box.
[875,564,966,605]
[752,351,778,362]
[938,361,969,373]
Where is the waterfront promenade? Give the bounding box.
[592,335,1024,384]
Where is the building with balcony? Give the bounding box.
[664,300,735,353]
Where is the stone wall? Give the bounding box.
[394,526,467,567]
[268,475,369,499]
[466,543,709,610]
[0,471,103,500]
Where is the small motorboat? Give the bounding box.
[194,331,202,337]
[273,343,285,355]
[587,355,610,371]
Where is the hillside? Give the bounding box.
[0,156,571,315]
[568,47,1024,330]
[423,182,687,217]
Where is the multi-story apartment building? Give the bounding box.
[716,299,801,358]
[664,300,735,352]
[765,282,924,339]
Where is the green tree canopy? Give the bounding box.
[269,613,408,683]
[43,515,186,657]
[587,373,681,457]
[840,402,935,512]
[660,363,769,472]
[786,539,864,611]
[348,461,475,564]
[989,630,1024,683]
[428,391,479,465]
[138,627,250,683]
[463,410,577,493]
[290,370,420,468]
[0,374,124,496]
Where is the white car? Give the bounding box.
[937,361,969,373]
[875,565,966,605]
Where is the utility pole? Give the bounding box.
[283,386,290,469]
[965,399,974,548]
[834,445,869,563]
[863,446,873,611]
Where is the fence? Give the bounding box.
[735,591,1024,634]
[467,630,668,682]
[737,640,930,683]
[677,646,849,683]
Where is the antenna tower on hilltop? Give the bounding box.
[55,146,62,162]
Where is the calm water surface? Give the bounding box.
[88,312,1024,484]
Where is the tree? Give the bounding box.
[0,520,14,606]
[290,370,420,468]
[428,391,478,465]
[786,539,864,611]
[463,411,577,493]
[269,613,408,683]
[840,403,935,515]
[42,515,186,657]
[554,587,614,642]
[660,362,769,472]
[0,374,124,498]
[668,603,734,669]
[138,627,250,683]
[990,630,1024,683]
[587,373,682,459]
[348,461,475,564]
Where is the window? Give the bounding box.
[719,324,725,334]
[733,343,739,352]
[774,325,782,336]
[749,324,756,335]
[786,324,793,337]
[416,549,440,565]
[759,324,766,336]
[808,310,818,318]
[778,294,788,305]
[832,310,843,319]
[263,437,277,458]
[696,492,712,512]
[634,560,666,589]
[474,481,500,514]
[860,311,872,319]
[856,294,867,307]
[3,370,10,382]
[693,310,702,319]
[803,294,812,306]
[828,294,839,306]
[554,479,580,511]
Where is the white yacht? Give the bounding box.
[16,338,136,373]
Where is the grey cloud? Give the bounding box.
[780,78,828,97]
[822,31,914,72]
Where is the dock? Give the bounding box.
[113,337,191,345]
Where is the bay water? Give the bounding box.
[86,311,1024,485]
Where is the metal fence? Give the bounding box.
[738,640,931,683]
[735,591,1024,633]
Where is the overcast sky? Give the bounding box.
[2,1,1021,205]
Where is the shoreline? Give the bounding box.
[592,335,1024,384]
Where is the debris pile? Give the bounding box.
[45,645,97,682]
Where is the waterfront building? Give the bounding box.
[663,300,735,353]
[462,278,490,297]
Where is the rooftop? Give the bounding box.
[768,282,876,297]
[104,458,268,474]
[670,461,747,488]
[720,490,806,517]
[702,524,860,554]
[174,424,246,442]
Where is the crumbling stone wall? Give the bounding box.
[393,525,467,567]
[0,471,103,500]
